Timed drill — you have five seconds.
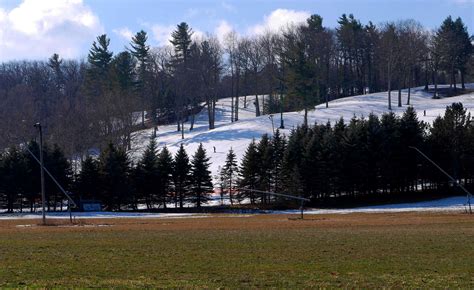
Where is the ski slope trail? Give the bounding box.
[130,85,474,182]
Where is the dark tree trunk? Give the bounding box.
[453,69,457,91]
[255,94,260,117]
[304,108,308,127]
[279,92,284,129]
[407,87,411,105]
[424,60,429,90]
[190,114,195,130]
[231,94,234,122]
[406,70,412,105]
[235,72,240,121]
[388,79,392,110]
[398,87,402,107]
[230,67,235,122]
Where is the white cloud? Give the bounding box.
[215,20,234,44]
[147,22,206,47]
[0,0,102,61]
[191,29,205,42]
[249,8,310,35]
[113,27,134,41]
[150,24,175,46]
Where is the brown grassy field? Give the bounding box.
[0,212,473,287]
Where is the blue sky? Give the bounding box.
[0,0,472,61]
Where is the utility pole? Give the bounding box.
[34,123,46,224]
[24,146,77,224]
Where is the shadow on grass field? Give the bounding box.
[0,213,473,287]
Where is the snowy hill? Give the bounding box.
[130,85,474,182]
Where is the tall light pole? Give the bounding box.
[34,122,46,224]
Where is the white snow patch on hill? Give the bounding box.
[130,85,474,183]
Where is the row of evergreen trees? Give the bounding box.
[0,142,70,212]
[0,142,214,212]
[231,103,474,203]
[1,103,472,211]
[77,141,214,210]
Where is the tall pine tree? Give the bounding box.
[134,138,159,209]
[190,144,213,208]
[220,148,239,205]
[173,144,192,208]
[157,146,174,208]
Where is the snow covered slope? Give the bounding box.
[130,85,474,182]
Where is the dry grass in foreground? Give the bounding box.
[0,212,473,288]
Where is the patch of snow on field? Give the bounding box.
[0,196,469,219]
[279,196,470,214]
[0,212,202,220]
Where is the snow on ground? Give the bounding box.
[0,196,469,219]
[130,85,474,184]
[0,211,202,220]
[277,196,471,215]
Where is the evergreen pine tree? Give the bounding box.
[434,17,472,90]
[217,166,227,205]
[130,30,151,127]
[281,126,307,194]
[256,134,273,203]
[23,141,41,212]
[173,144,192,208]
[237,140,260,204]
[1,147,28,212]
[365,113,382,194]
[190,144,213,208]
[340,117,368,195]
[48,53,63,91]
[157,146,174,208]
[112,51,136,91]
[429,103,471,185]
[46,144,72,210]
[399,107,425,192]
[85,34,114,146]
[170,23,194,65]
[110,51,137,149]
[169,22,195,135]
[99,143,131,210]
[272,129,287,193]
[379,112,402,193]
[453,17,473,89]
[221,148,239,205]
[88,34,113,75]
[76,156,101,201]
[301,125,324,198]
[135,138,159,209]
